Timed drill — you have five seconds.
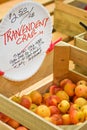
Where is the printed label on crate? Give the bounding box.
[0,1,52,81]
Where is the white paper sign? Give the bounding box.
[0,1,52,81]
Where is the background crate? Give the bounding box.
[74,32,87,76]
[1,41,87,130]
[54,0,87,37]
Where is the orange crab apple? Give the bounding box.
[29,90,42,105]
[45,95,61,106]
[64,82,76,96]
[35,104,51,118]
[49,105,60,115]
[75,84,87,98]
[70,109,85,124]
[20,95,32,109]
[62,114,71,125]
[50,114,63,125]
[7,118,20,129]
[16,126,28,130]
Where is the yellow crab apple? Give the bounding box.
[29,103,38,112]
[74,97,87,108]
[56,90,69,101]
[77,80,87,86]
[35,105,51,117]
[58,100,70,113]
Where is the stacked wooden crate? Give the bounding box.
[1,41,87,130]
[54,0,87,37]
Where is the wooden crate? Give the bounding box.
[54,0,87,37]
[1,41,87,130]
[74,32,87,75]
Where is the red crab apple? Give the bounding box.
[49,105,60,115]
[45,95,61,106]
[49,84,62,95]
[50,114,63,125]
[20,95,32,109]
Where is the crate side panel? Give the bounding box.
[53,43,70,84]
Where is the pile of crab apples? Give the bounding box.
[1,78,87,129]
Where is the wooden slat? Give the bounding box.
[70,45,87,67]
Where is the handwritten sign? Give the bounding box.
[0,1,52,81]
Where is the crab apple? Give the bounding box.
[29,90,42,105]
[0,113,10,123]
[74,97,87,108]
[69,109,85,124]
[16,126,28,130]
[11,96,21,104]
[64,82,76,96]
[59,78,72,88]
[62,114,71,125]
[77,80,87,86]
[50,114,63,125]
[45,95,61,106]
[69,103,81,113]
[58,100,70,113]
[42,92,51,103]
[81,105,87,111]
[82,109,87,121]
[29,103,38,112]
[49,84,62,95]
[75,84,87,98]
[20,95,32,109]
[35,105,51,118]
[7,118,20,129]
[49,105,60,115]
[56,90,69,101]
